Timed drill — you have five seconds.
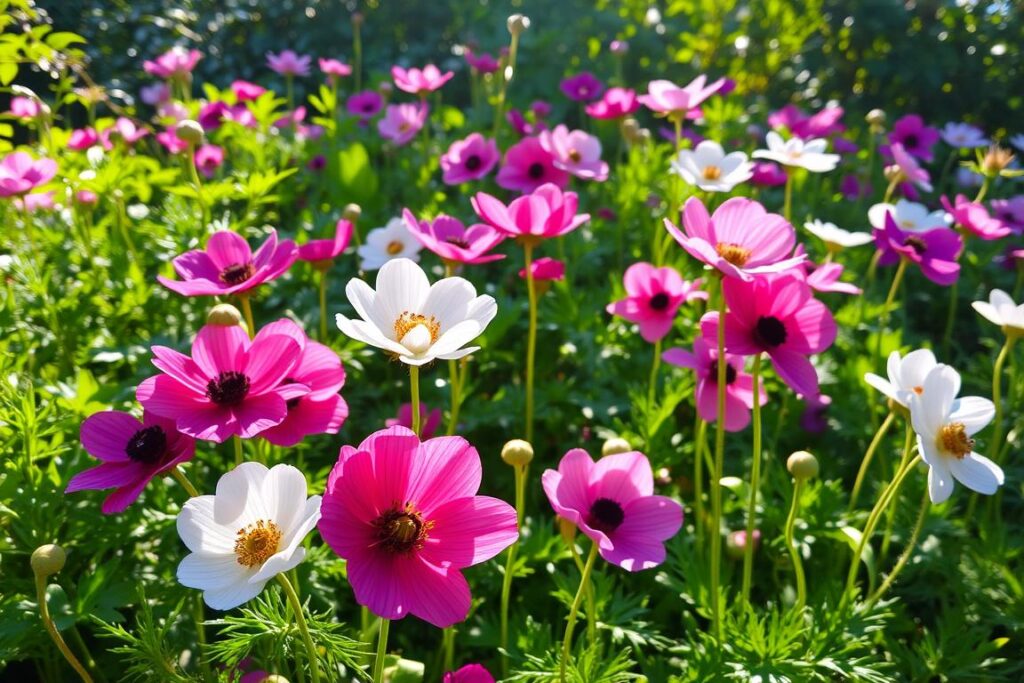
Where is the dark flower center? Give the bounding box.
[586,497,625,534]
[445,236,471,249]
[372,505,431,554]
[708,359,738,385]
[904,134,919,150]
[903,236,927,254]
[125,425,167,464]
[464,154,482,171]
[753,315,787,348]
[282,377,301,410]
[206,371,251,406]
[527,162,545,179]
[649,292,670,311]
[363,102,375,112]
[220,262,255,286]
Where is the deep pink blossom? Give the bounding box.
[100,118,149,148]
[750,162,788,187]
[402,209,505,265]
[494,136,568,193]
[874,211,961,286]
[464,49,499,74]
[890,142,933,192]
[9,96,40,119]
[472,183,589,240]
[518,257,564,282]
[158,229,298,297]
[144,47,201,79]
[347,90,384,119]
[539,125,609,181]
[585,87,639,119]
[231,80,266,102]
[440,133,499,185]
[157,128,189,154]
[267,50,311,77]
[75,189,98,206]
[386,403,442,439]
[638,75,724,117]
[391,64,454,95]
[887,114,940,162]
[560,72,604,102]
[67,128,99,151]
[769,104,845,139]
[941,194,1011,240]
[319,58,352,80]
[794,245,862,295]
[298,219,353,265]
[606,263,705,342]
[444,664,495,683]
[195,144,225,178]
[0,151,57,197]
[377,103,428,146]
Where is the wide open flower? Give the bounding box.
[542,448,682,570]
[663,337,765,431]
[177,462,321,609]
[402,209,505,265]
[991,196,1024,233]
[804,219,873,251]
[440,133,500,185]
[266,50,311,77]
[378,103,428,146]
[347,90,384,120]
[319,426,518,627]
[392,64,454,95]
[358,217,423,271]
[638,75,724,118]
[298,219,354,266]
[941,194,1011,240]
[560,72,604,102]
[0,151,57,197]
[66,410,195,514]
[336,258,497,366]
[864,348,939,410]
[539,125,608,181]
[495,136,569,193]
[874,212,961,286]
[664,196,803,281]
[752,131,839,172]
[887,114,940,162]
[143,47,201,80]
[972,289,1024,336]
[472,183,589,241]
[606,262,705,342]
[158,229,298,297]
[669,140,753,193]
[585,87,639,120]
[137,323,309,442]
[940,122,989,150]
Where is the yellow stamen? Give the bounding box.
[234,519,282,568]
[702,165,722,180]
[715,242,752,267]
[393,311,441,344]
[386,240,405,255]
[938,422,973,459]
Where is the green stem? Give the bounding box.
[442,627,455,673]
[187,148,210,229]
[372,618,390,683]
[276,575,320,683]
[740,354,763,603]
[783,170,793,224]
[849,411,896,511]
[446,359,461,435]
[881,176,899,205]
[784,477,807,612]
[410,366,421,436]
[524,242,538,443]
[35,574,93,682]
[492,32,521,139]
[973,176,991,203]
[694,418,707,551]
[172,466,200,498]
[286,75,295,112]
[875,258,907,371]
[353,20,362,91]
[239,295,256,338]
[709,276,727,642]
[559,542,599,683]
[647,338,662,409]
[869,487,929,606]
[940,279,958,355]
[233,436,243,466]
[318,270,329,342]
[193,594,212,683]
[500,463,526,675]
[990,336,1015,466]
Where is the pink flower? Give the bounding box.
[700,272,838,396]
[638,75,725,117]
[542,449,683,570]
[444,664,495,683]
[137,323,310,443]
[539,124,609,182]
[495,136,569,193]
[750,161,788,187]
[941,194,1011,240]
[585,87,639,120]
[794,245,861,295]
[319,58,352,80]
[267,50,311,77]
[14,191,54,212]
[888,114,939,162]
[318,426,518,627]
[606,263,705,342]
[156,128,190,154]
[800,392,831,433]
[377,103,428,146]
[991,196,1024,233]
[664,196,803,281]
[391,64,454,95]
[347,90,384,119]
[66,410,196,514]
[890,142,933,192]
[464,49,499,74]
[874,211,961,286]
[100,118,149,148]
[472,183,589,241]
[402,209,505,265]
[663,337,766,431]
[67,128,99,151]
[195,144,225,178]
[769,104,845,139]
[273,106,307,130]
[9,96,41,119]
[440,133,500,185]
[0,151,57,197]
[231,80,266,102]
[75,189,98,206]
[560,72,604,102]
[518,257,565,281]
[144,47,201,80]
[158,229,298,297]
[140,82,170,106]
[385,403,442,439]
[298,219,354,265]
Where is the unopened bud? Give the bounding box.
[175,119,204,145]
[621,118,642,144]
[507,14,530,36]
[501,439,533,467]
[342,203,362,222]
[883,164,903,183]
[787,450,819,480]
[865,109,886,127]
[351,12,364,27]
[601,437,632,457]
[31,544,66,577]
[206,303,243,327]
[725,529,760,560]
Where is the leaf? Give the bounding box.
[45,31,85,50]
[337,142,379,204]
[0,62,17,86]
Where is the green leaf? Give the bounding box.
[337,142,379,204]
[45,31,85,50]
[0,62,17,86]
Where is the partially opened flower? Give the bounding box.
[464,48,499,74]
[318,426,518,627]
[66,410,196,514]
[231,80,266,101]
[638,75,724,118]
[538,125,609,181]
[336,258,497,366]
[874,212,961,286]
[869,199,948,232]
[440,133,500,185]
[752,132,839,172]
[378,103,429,146]
[473,183,589,241]
[518,257,565,281]
[194,144,225,178]
[941,194,1011,240]
[156,128,190,154]
[100,117,149,148]
[941,122,989,149]
[972,289,1024,336]
[542,448,683,570]
[606,262,705,342]
[158,229,298,297]
[795,246,861,295]
[560,72,604,102]
[0,151,57,197]
[444,664,495,683]
[804,219,873,251]
[585,87,639,120]
[266,50,311,77]
[887,114,939,161]
[144,47,201,80]
[864,348,939,410]
[386,402,442,439]
[669,140,753,193]
[358,217,423,271]
[299,219,354,267]
[402,209,506,265]
[177,462,321,609]
[495,136,569,193]
[392,64,454,95]
[888,142,933,192]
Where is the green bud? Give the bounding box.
[501,439,533,467]
[601,437,632,457]
[787,450,819,480]
[31,544,66,577]
[174,119,204,146]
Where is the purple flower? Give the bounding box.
[267,50,312,77]
[440,133,499,185]
[347,90,384,119]
[874,212,961,286]
[377,103,428,146]
[887,114,940,162]
[560,72,604,102]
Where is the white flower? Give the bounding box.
[940,122,989,149]
[864,349,938,408]
[910,365,1003,504]
[752,131,839,173]
[868,199,948,232]
[126,203,150,221]
[358,217,422,271]
[176,463,321,610]
[804,219,873,249]
[1010,133,1024,154]
[669,140,753,192]
[336,258,497,366]
[972,289,1024,335]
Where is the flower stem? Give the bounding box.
[193,594,212,683]
[446,359,461,436]
[523,242,538,443]
[647,338,662,409]
[35,574,93,682]
[410,366,421,436]
[187,148,210,229]
[372,618,390,683]
[492,31,521,139]
[172,466,200,498]
[441,627,455,672]
[973,176,991,203]
[783,170,793,224]
[990,336,1015,466]
[318,270,329,342]
[694,417,707,551]
[849,411,897,511]
[740,354,763,604]
[233,436,243,466]
[239,295,256,338]
[869,486,929,606]
[709,276,727,642]
[277,574,320,683]
[875,258,907,371]
[784,477,807,611]
[559,542,599,683]
[940,279,958,355]
[500,462,527,675]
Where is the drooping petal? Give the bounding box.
[948,453,1003,495]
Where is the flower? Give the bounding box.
[444,664,495,683]
[472,183,589,241]
[140,82,170,106]
[319,58,351,80]
[336,258,497,366]
[138,323,310,443]
[464,48,499,74]
[9,96,41,120]
[664,196,803,281]
[991,196,1024,233]
[585,87,639,119]
[156,128,189,154]
[0,151,57,197]
[700,272,837,396]
[195,144,225,178]
[752,132,839,172]
[266,50,311,76]
[14,191,54,212]
[610,40,629,54]
[67,128,99,151]
[940,122,989,149]
[440,133,500,185]
[669,140,753,193]
[606,263,705,342]
[231,80,266,101]
[864,349,939,409]
[940,194,1011,240]
[840,174,872,200]
[560,72,604,101]
[391,64,454,95]
[519,257,565,281]
[874,212,961,286]
[972,289,1024,336]
[158,229,298,297]
[378,103,429,146]
[869,199,948,232]
[663,337,766,431]
[804,219,873,250]
[318,426,518,627]
[887,114,940,161]
[358,217,423,271]
[542,448,683,570]
[347,90,384,119]
[386,403,442,439]
[795,246,861,295]
[402,210,505,265]
[177,462,322,609]
[1011,134,1024,154]
[638,75,725,118]
[768,104,846,139]
[750,161,788,186]
[298,219,354,266]
[100,117,149,148]
[495,136,569,193]
[910,365,1003,503]
[889,142,933,192]
[538,125,609,181]
[143,47,201,80]
[66,410,195,514]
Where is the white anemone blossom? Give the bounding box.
[358,216,423,271]
[336,257,497,366]
[669,140,753,192]
[804,219,873,250]
[177,463,321,610]
[972,289,1024,335]
[940,122,989,149]
[868,199,948,232]
[752,131,840,173]
[864,349,938,409]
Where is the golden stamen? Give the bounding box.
[234,519,282,568]
[702,165,722,180]
[938,422,973,459]
[715,242,752,267]
[386,240,405,255]
[393,311,441,344]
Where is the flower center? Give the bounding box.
[938,422,974,459]
[702,165,722,180]
[445,236,471,249]
[372,505,432,554]
[649,292,670,311]
[393,311,441,345]
[568,148,582,163]
[904,134,919,150]
[527,162,545,179]
[464,154,482,171]
[912,385,924,395]
[125,425,167,464]
[398,122,410,133]
[900,220,915,228]
[206,371,251,406]
[586,497,625,534]
[386,240,405,255]
[234,519,282,567]
[708,359,738,385]
[220,262,255,286]
[903,236,927,255]
[715,242,752,266]
[753,315,787,348]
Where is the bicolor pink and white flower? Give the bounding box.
[402,209,506,265]
[889,142,933,192]
[158,229,298,297]
[606,263,705,342]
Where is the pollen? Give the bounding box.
[912,386,924,395]
[938,422,974,459]
[568,148,582,163]
[393,311,441,344]
[372,503,434,554]
[386,240,405,255]
[715,242,752,266]
[702,165,722,180]
[234,519,282,568]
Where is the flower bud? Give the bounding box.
[621,118,642,144]
[883,164,903,183]
[787,450,819,480]
[610,40,629,55]
[351,12,364,27]
[207,303,244,327]
[501,439,533,467]
[982,145,1015,177]
[31,544,66,577]
[507,14,530,36]
[263,677,290,683]
[174,119,204,146]
[342,203,362,222]
[601,437,632,457]
[865,109,886,127]
[378,81,393,97]
[725,529,760,559]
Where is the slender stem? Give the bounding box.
[869,487,929,606]
[524,243,538,443]
[709,276,727,642]
[973,176,991,203]
[193,594,212,683]
[442,627,455,672]
[318,270,329,342]
[878,427,915,567]
[990,336,1015,466]
[35,575,93,682]
[881,176,899,205]
[499,463,526,676]
[492,32,520,138]
[446,359,461,435]
[784,477,807,611]
[647,339,662,408]
[410,366,421,436]
[694,418,707,550]
[940,279,958,355]
[276,575,320,683]
[849,411,897,511]
[875,258,907,370]
[783,170,793,224]
[233,436,243,466]
[353,20,362,91]
[740,354,763,603]
[372,618,390,683]
[286,75,295,112]
[187,148,210,229]
[239,295,256,338]
[559,542,599,683]
[172,467,200,498]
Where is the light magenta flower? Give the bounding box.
[144,47,201,80]
[319,58,352,80]
[391,64,454,95]
[158,229,298,298]
[495,136,569,193]
[664,196,803,281]
[231,80,266,101]
[750,161,788,187]
[14,191,54,212]
[585,87,639,120]
[194,144,225,178]
[889,142,933,192]
[318,426,518,628]
[606,263,705,342]
[560,72,604,102]
[298,219,353,265]
[472,183,589,241]
[0,151,57,197]
[663,337,766,431]
[518,257,565,281]
[347,90,384,119]
[140,82,170,106]
[444,664,495,683]
[794,245,861,295]
[402,209,506,265]
[539,124,609,182]
[440,133,499,185]
[464,49,499,74]
[66,410,195,514]
[267,50,311,77]
[385,403,442,439]
[9,96,41,119]
[137,323,310,443]
[156,128,189,154]
[874,212,961,286]
[941,194,1011,240]
[377,103,428,146]
[638,75,724,117]
[100,118,149,148]
[542,449,682,570]
[75,189,98,206]
[67,128,98,151]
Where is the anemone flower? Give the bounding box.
[606,263,705,342]
[232,80,266,101]
[560,72,604,102]
[638,75,724,118]
[868,199,948,232]
[518,257,564,281]
[941,194,1011,240]
[472,183,589,241]
[864,349,939,410]
[391,64,454,95]
[495,136,569,193]
[9,96,40,120]
[940,122,989,149]
[585,87,639,120]
[804,219,873,250]
[750,161,788,186]
[0,151,57,197]
[67,128,99,151]
[670,140,753,192]
[538,125,608,181]
[347,90,384,119]
[464,48,499,74]
[402,210,505,265]
[195,144,225,178]
[319,58,351,81]
[444,664,495,683]
[972,289,1024,335]
[752,132,839,172]
[378,103,429,146]
[156,128,189,154]
[358,217,422,271]
[991,196,1024,233]
[386,402,442,439]
[440,133,500,185]
[143,47,201,80]
[887,114,940,162]
[874,212,961,286]
[266,50,311,77]
[794,246,861,295]
[100,117,149,148]
[889,142,933,192]
[140,82,170,106]
[158,229,297,298]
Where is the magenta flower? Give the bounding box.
[472,183,589,241]
[391,64,454,95]
[100,118,149,148]
[941,194,1011,240]
[385,403,442,439]
[9,96,41,120]
[140,82,170,106]
[0,151,57,197]
[664,197,803,281]
[794,245,861,295]
[347,90,384,119]
[143,47,201,80]
[519,257,565,281]
[464,49,499,74]
[560,72,604,102]
[542,448,682,570]
[769,104,845,139]
[318,426,518,627]
[874,212,962,286]
[402,209,505,265]
[231,80,266,101]
[700,272,837,396]
[194,144,225,178]
[800,392,832,433]
[67,128,99,151]
[444,664,495,683]
[298,219,353,265]
[495,136,569,193]
[267,50,311,77]
[66,410,195,514]
[890,142,933,192]
[750,161,788,187]
[585,87,639,120]
[638,75,725,117]
[440,133,499,185]
[539,124,609,182]
[14,191,54,212]
[606,263,705,342]
[663,337,766,431]
[156,128,189,154]
[991,196,1024,233]
[888,114,940,162]
[840,174,872,200]
[319,58,352,80]
[158,229,298,298]
[75,189,98,206]
[506,108,544,137]
[377,103,428,146]
[137,323,310,443]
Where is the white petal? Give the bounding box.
[375,258,430,328]
[898,349,937,392]
[345,278,387,333]
[420,277,477,330]
[950,396,995,435]
[920,365,959,426]
[261,464,310,535]
[251,546,306,584]
[215,462,271,527]
[429,319,485,358]
[948,453,1003,495]
[990,289,1015,311]
[971,301,1002,327]
[177,496,237,554]
[400,324,433,354]
[178,552,249,592]
[434,345,480,361]
[927,461,954,504]
[203,577,267,611]
[864,372,900,404]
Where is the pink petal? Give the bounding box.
[420,496,518,569]
[205,230,252,270]
[246,334,304,394]
[151,346,210,393]
[402,556,472,628]
[101,477,153,514]
[591,451,654,504]
[260,395,348,447]
[407,436,482,514]
[543,449,595,518]
[234,393,289,438]
[79,411,140,461]
[172,250,222,282]
[66,461,142,492]
[769,348,819,396]
[136,375,209,420]
[192,324,250,377]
